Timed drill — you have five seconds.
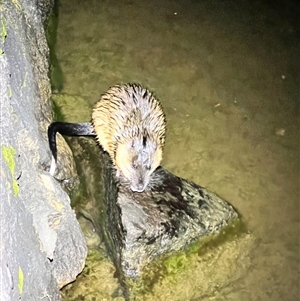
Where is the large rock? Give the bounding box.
[0,1,87,300]
[65,131,240,300]
[117,167,238,277]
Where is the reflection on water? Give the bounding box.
[56,0,299,300]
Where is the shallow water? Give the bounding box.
[55,0,299,300]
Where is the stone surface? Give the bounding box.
[67,132,239,300]
[117,167,238,277]
[0,1,87,300]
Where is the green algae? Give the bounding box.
[18,266,24,294]
[1,18,7,43]
[2,145,19,196]
[127,218,247,298]
[45,1,63,93]
[0,18,7,55]
[61,249,124,301]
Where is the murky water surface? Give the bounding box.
[55,0,299,300]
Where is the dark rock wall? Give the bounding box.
[0,1,87,300]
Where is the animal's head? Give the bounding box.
[115,134,163,192]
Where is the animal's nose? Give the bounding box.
[131,184,144,193]
[131,178,145,192]
[137,181,145,192]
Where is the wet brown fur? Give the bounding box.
[91,83,166,191]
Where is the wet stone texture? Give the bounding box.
[117,167,238,278]
[84,142,239,300]
[0,1,87,301]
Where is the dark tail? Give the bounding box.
[48,122,95,174]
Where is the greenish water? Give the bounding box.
[55,0,299,300]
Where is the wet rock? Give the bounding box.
[116,167,238,277]
[68,136,239,300]
[101,159,238,299]
[0,1,87,301]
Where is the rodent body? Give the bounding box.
[48,83,166,192]
[92,83,166,192]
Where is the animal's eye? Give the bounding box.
[132,163,138,169]
[145,165,151,171]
